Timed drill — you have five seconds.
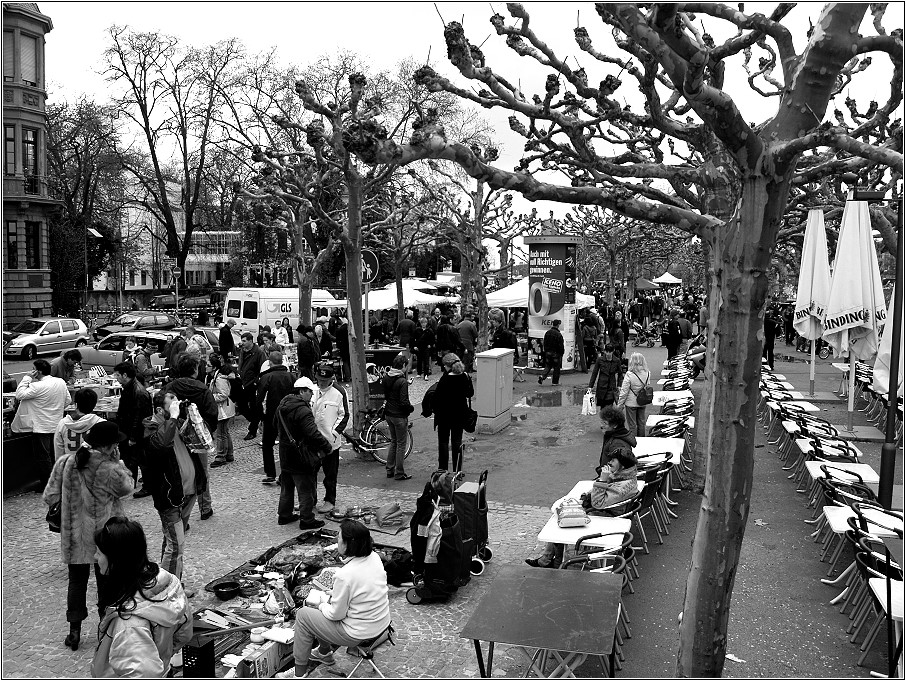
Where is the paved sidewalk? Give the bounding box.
[2,347,899,677]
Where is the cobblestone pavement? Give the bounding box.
[3,348,900,678]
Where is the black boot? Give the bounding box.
[64,622,81,651]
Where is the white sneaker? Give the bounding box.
[275,669,307,679]
[316,501,335,514]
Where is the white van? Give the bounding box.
[222,288,338,333]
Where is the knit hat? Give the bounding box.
[84,421,127,447]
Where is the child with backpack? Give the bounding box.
[616,352,653,436]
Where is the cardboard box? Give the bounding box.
[235,639,294,678]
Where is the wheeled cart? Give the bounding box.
[453,470,493,576]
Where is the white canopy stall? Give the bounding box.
[487,277,596,309]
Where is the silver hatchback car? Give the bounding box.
[3,317,90,360]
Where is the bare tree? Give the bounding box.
[103,26,245,284]
[344,4,903,675]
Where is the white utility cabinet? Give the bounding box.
[474,348,515,434]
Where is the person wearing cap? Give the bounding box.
[312,363,349,513]
[539,319,565,385]
[257,351,298,485]
[275,376,333,530]
[43,420,134,652]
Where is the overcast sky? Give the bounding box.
[39,2,899,262]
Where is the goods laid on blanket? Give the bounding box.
[191,530,410,677]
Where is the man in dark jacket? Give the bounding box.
[237,332,265,439]
[142,390,207,581]
[219,319,236,359]
[256,351,297,485]
[164,354,218,519]
[114,362,153,497]
[539,319,565,385]
[296,326,319,380]
[164,330,188,374]
[598,406,638,469]
[275,377,332,529]
[334,317,350,382]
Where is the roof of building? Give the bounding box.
[3,3,53,30]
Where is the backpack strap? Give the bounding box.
[629,370,649,397]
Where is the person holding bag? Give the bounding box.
[381,354,414,481]
[42,421,134,652]
[616,352,652,436]
[433,353,474,472]
[275,377,333,530]
[588,343,622,419]
[208,354,237,468]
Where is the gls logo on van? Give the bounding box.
[266,302,294,313]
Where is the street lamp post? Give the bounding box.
[84,227,103,313]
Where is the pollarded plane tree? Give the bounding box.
[410,152,514,352]
[347,4,903,675]
[483,204,538,287]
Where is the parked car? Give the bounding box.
[3,317,90,360]
[77,330,181,375]
[182,294,212,308]
[93,311,180,340]
[148,294,181,310]
[175,326,242,356]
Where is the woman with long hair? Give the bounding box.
[43,421,134,651]
[208,354,237,468]
[277,520,390,679]
[616,352,651,436]
[90,517,193,677]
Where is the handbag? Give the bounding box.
[581,391,596,415]
[46,502,61,533]
[555,498,590,528]
[276,407,327,468]
[464,398,478,433]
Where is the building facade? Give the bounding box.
[2,2,58,323]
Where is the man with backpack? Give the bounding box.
[256,351,297,486]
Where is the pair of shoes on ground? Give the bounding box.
[316,500,335,513]
[525,557,561,569]
[278,514,300,525]
[200,509,213,520]
[210,458,234,468]
[299,518,325,530]
[262,476,278,485]
[388,473,411,481]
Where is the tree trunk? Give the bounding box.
[677,178,782,676]
[297,262,313,327]
[341,174,369,435]
[607,247,616,307]
[475,281,489,352]
[459,233,474,313]
[497,238,511,287]
[395,260,405,317]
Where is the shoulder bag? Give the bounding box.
[463,397,478,433]
[276,407,325,468]
[632,371,654,406]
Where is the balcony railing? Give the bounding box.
[3,174,62,200]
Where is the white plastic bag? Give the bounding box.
[581,390,596,415]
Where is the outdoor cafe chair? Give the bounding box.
[660,377,690,392]
[777,415,838,464]
[660,397,695,417]
[848,551,902,664]
[630,473,669,554]
[792,439,862,492]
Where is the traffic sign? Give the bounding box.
[361,249,379,283]
[162,256,177,265]
[172,268,182,277]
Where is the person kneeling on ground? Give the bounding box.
[525,448,638,569]
[276,520,391,679]
[91,517,193,677]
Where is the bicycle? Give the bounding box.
[343,405,414,465]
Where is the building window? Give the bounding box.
[4,126,14,175]
[22,128,37,175]
[141,270,147,285]
[2,31,12,82]
[129,269,136,286]
[20,34,37,87]
[5,221,18,269]
[24,221,40,268]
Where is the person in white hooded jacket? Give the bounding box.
[91,517,192,678]
[54,388,106,461]
[312,363,349,514]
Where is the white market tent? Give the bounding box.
[380,278,438,292]
[653,272,683,285]
[323,287,457,310]
[486,277,596,309]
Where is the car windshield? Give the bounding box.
[112,314,141,325]
[12,320,44,334]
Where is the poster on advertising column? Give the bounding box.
[525,235,580,372]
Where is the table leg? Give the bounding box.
[487,641,495,677]
[473,639,487,678]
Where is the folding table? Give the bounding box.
[652,390,693,406]
[646,415,695,430]
[461,565,623,677]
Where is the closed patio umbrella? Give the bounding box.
[872,284,903,399]
[822,194,888,430]
[793,209,832,395]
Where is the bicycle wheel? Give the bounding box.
[364,420,393,464]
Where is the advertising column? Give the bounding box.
[525,235,580,372]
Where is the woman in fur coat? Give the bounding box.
[43,421,134,652]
